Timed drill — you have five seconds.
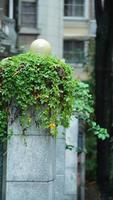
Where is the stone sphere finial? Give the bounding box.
[30,39,52,55]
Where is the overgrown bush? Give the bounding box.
[0,53,76,138]
[0,52,109,141]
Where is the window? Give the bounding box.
[21,1,37,28]
[64,0,85,17]
[63,40,85,65]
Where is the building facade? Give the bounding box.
[1,0,96,80]
[63,0,95,79]
[0,1,96,199]
[2,0,95,60]
[0,0,17,59]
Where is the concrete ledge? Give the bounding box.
[6,181,54,200]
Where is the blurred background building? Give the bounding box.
[0,0,96,64]
[0,1,96,199]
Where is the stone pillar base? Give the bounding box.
[5,117,56,200]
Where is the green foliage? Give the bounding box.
[74,81,109,140]
[89,121,109,140]
[0,52,109,141]
[74,81,94,120]
[0,52,75,138]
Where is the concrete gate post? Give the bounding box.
[5,39,56,200]
[5,113,56,200]
[65,117,78,200]
[55,117,78,200]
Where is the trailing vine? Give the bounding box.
[0,52,109,141]
[74,81,109,140]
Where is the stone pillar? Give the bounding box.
[65,117,78,200]
[55,126,65,200]
[55,117,78,200]
[38,0,63,58]
[5,114,56,200]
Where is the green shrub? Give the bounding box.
[0,53,76,137]
[0,52,109,140]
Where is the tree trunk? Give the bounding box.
[95,0,113,199]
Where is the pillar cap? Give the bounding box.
[30,39,52,56]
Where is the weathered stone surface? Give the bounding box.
[66,117,78,146]
[56,139,65,175]
[65,167,77,194]
[55,175,77,200]
[6,114,78,200]
[55,126,65,200]
[6,182,54,200]
[65,149,76,168]
[55,118,78,200]
[8,117,48,136]
[57,126,65,139]
[55,175,64,200]
[6,135,55,181]
[64,194,77,200]
[65,117,78,197]
[6,112,56,200]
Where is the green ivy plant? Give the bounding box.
[0,52,109,141]
[74,81,109,140]
[0,52,76,138]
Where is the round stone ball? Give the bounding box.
[30,39,52,55]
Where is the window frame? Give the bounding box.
[18,0,38,31]
[63,39,86,67]
[64,0,89,20]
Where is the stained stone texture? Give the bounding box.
[7,135,55,181]
[55,126,65,175]
[55,126,65,200]
[6,182,54,200]
[57,126,65,139]
[55,118,78,200]
[55,175,64,200]
[64,194,76,200]
[8,117,48,136]
[5,114,56,200]
[65,117,78,197]
[56,140,65,175]
[56,138,65,174]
